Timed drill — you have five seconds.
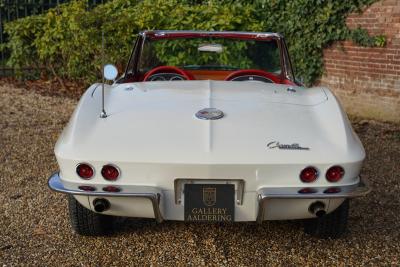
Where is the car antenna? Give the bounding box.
[100,29,107,118]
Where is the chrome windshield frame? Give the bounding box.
[122,30,296,83]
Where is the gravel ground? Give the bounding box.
[0,84,399,266]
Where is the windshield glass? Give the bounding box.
[138,37,282,74]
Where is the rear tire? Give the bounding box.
[304,199,349,239]
[68,195,114,236]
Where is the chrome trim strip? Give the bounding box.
[139,30,283,38]
[174,178,245,205]
[48,172,163,223]
[91,83,102,97]
[256,177,371,223]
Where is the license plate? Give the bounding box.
[184,184,235,222]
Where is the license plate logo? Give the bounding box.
[203,187,216,206]
[184,184,234,222]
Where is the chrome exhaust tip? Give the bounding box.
[309,201,326,218]
[93,198,110,213]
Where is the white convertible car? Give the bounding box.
[48,30,370,238]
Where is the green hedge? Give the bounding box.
[2,0,385,85]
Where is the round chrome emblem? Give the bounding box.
[195,108,224,120]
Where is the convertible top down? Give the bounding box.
[48,31,370,238]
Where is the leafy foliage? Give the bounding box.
[349,27,386,47]
[0,15,45,76]
[247,0,385,84]
[2,0,384,85]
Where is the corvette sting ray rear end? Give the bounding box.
[48,31,370,238]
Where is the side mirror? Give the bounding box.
[103,64,118,81]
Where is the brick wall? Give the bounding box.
[319,0,400,122]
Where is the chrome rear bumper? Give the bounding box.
[49,172,370,223]
[48,172,163,223]
[256,176,371,223]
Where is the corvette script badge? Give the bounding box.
[267,141,310,150]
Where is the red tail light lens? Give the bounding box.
[78,185,96,191]
[300,166,319,183]
[298,188,317,194]
[101,165,120,181]
[76,163,94,179]
[103,186,121,192]
[326,166,345,182]
[324,187,341,194]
